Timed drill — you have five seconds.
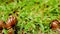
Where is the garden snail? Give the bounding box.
[50,20,60,34]
[50,20,59,29]
[5,15,17,29]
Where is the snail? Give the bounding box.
[0,15,17,34]
[5,15,17,29]
[50,20,59,29]
[50,20,60,34]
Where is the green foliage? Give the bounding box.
[0,0,59,34]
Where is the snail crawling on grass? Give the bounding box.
[50,20,60,34]
[5,15,17,34]
[5,15,17,29]
[50,20,59,29]
[0,15,17,34]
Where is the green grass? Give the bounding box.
[0,0,60,34]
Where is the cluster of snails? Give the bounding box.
[0,15,17,34]
[0,15,60,34]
